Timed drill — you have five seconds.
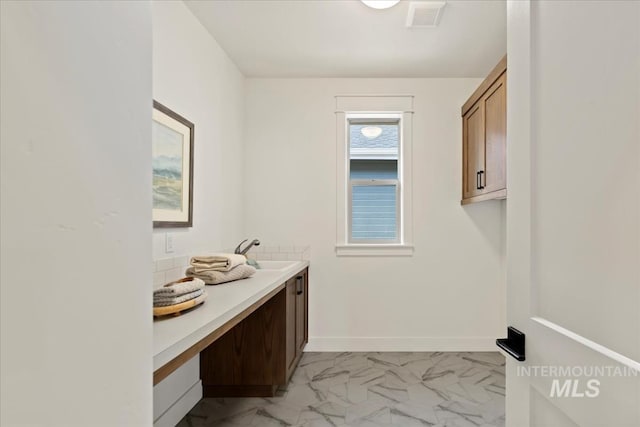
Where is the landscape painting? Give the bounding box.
[153,122,183,210]
[152,101,194,228]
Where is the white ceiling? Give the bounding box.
[184,0,506,78]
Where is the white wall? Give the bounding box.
[152,0,245,261]
[151,1,246,423]
[244,78,506,350]
[0,1,152,425]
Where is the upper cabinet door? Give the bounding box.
[482,73,507,194]
[461,55,507,204]
[463,103,485,199]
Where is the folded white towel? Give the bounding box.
[189,291,207,307]
[186,264,256,285]
[190,253,246,273]
[154,289,204,307]
[153,291,208,317]
[153,277,205,296]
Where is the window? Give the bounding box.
[335,96,413,256]
[349,120,400,242]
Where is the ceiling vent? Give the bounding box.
[406,1,446,28]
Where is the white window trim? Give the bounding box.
[335,95,414,257]
[335,244,414,257]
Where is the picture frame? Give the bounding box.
[152,100,194,228]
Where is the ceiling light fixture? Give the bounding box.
[361,126,383,139]
[361,0,401,10]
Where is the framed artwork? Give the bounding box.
[152,100,194,228]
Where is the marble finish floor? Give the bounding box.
[177,352,505,427]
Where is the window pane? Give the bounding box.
[349,123,398,159]
[350,159,397,180]
[351,184,397,241]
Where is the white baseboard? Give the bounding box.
[153,380,202,427]
[305,336,497,352]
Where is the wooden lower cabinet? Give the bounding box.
[296,271,308,355]
[289,270,308,380]
[285,277,297,376]
[200,268,309,397]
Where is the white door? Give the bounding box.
[505,1,640,426]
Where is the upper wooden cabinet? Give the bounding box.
[461,55,507,205]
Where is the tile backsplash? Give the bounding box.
[153,245,310,289]
[245,245,310,262]
[153,255,190,289]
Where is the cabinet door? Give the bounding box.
[462,103,485,199]
[482,73,506,193]
[285,278,297,371]
[200,289,286,388]
[303,271,308,345]
[295,273,306,355]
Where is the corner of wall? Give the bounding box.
[152,0,247,263]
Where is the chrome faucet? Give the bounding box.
[234,238,260,255]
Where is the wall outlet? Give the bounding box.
[165,233,175,253]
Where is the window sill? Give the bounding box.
[335,244,414,257]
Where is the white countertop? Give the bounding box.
[153,260,309,371]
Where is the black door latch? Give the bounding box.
[496,326,525,361]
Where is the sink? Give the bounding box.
[255,260,299,271]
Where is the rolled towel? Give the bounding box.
[154,289,204,307]
[190,253,247,273]
[186,264,256,285]
[153,277,205,297]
